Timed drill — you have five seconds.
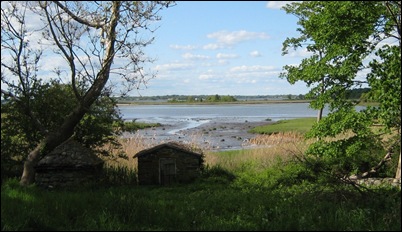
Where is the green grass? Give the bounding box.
[122,121,162,133]
[2,116,400,231]
[2,166,400,231]
[249,117,317,135]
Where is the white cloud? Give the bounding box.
[207,30,270,45]
[199,74,216,80]
[235,78,258,84]
[182,52,210,60]
[285,48,312,58]
[249,50,262,57]
[218,59,228,65]
[229,71,281,79]
[216,53,239,59]
[266,1,298,10]
[199,69,216,80]
[230,65,276,72]
[202,43,225,50]
[155,63,194,71]
[194,66,281,86]
[200,60,229,67]
[170,44,198,50]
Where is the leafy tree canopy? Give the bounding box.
[281,1,401,180]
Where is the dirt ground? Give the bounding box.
[128,119,272,151]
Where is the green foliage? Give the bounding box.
[233,159,318,191]
[201,165,236,184]
[1,162,400,231]
[281,1,401,179]
[205,94,237,102]
[1,81,125,179]
[74,95,124,151]
[346,88,371,100]
[168,94,238,103]
[367,45,401,131]
[100,165,138,186]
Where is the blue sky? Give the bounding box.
[2,1,310,97]
[136,1,309,96]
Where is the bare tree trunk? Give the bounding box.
[396,151,401,179]
[20,138,68,185]
[20,108,87,185]
[317,51,324,123]
[20,145,44,185]
[19,75,111,186]
[19,2,121,186]
[317,107,323,122]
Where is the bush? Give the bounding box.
[1,81,124,180]
[201,165,236,183]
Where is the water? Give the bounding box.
[118,103,328,123]
[117,103,366,150]
[117,103,366,133]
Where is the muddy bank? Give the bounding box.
[122,118,272,151]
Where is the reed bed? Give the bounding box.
[102,129,378,175]
[3,125,400,231]
[203,131,310,172]
[102,131,212,172]
[103,130,310,175]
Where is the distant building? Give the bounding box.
[134,142,204,185]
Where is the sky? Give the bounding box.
[2,1,311,97]
[136,1,308,96]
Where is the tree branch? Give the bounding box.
[361,152,392,178]
[52,1,105,29]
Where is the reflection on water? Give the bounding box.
[167,119,210,135]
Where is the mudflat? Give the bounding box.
[126,118,272,151]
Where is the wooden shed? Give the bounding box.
[35,140,104,188]
[134,142,204,185]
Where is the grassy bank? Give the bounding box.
[2,142,401,230]
[2,167,400,231]
[2,118,400,231]
[120,120,162,133]
[249,117,316,135]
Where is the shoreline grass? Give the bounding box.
[2,118,400,231]
[249,117,316,135]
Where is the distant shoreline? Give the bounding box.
[116,99,312,106]
[116,99,377,107]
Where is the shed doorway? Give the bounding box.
[159,158,176,185]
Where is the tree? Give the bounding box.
[1,81,124,180]
[281,1,401,180]
[1,1,174,186]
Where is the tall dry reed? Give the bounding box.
[103,131,311,173]
[203,131,311,172]
[102,131,212,170]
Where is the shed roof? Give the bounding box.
[35,140,103,170]
[134,142,202,158]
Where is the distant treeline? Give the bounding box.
[168,94,237,103]
[115,94,302,103]
[346,87,371,99]
[113,88,371,103]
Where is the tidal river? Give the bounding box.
[118,103,331,123]
[116,103,366,150]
